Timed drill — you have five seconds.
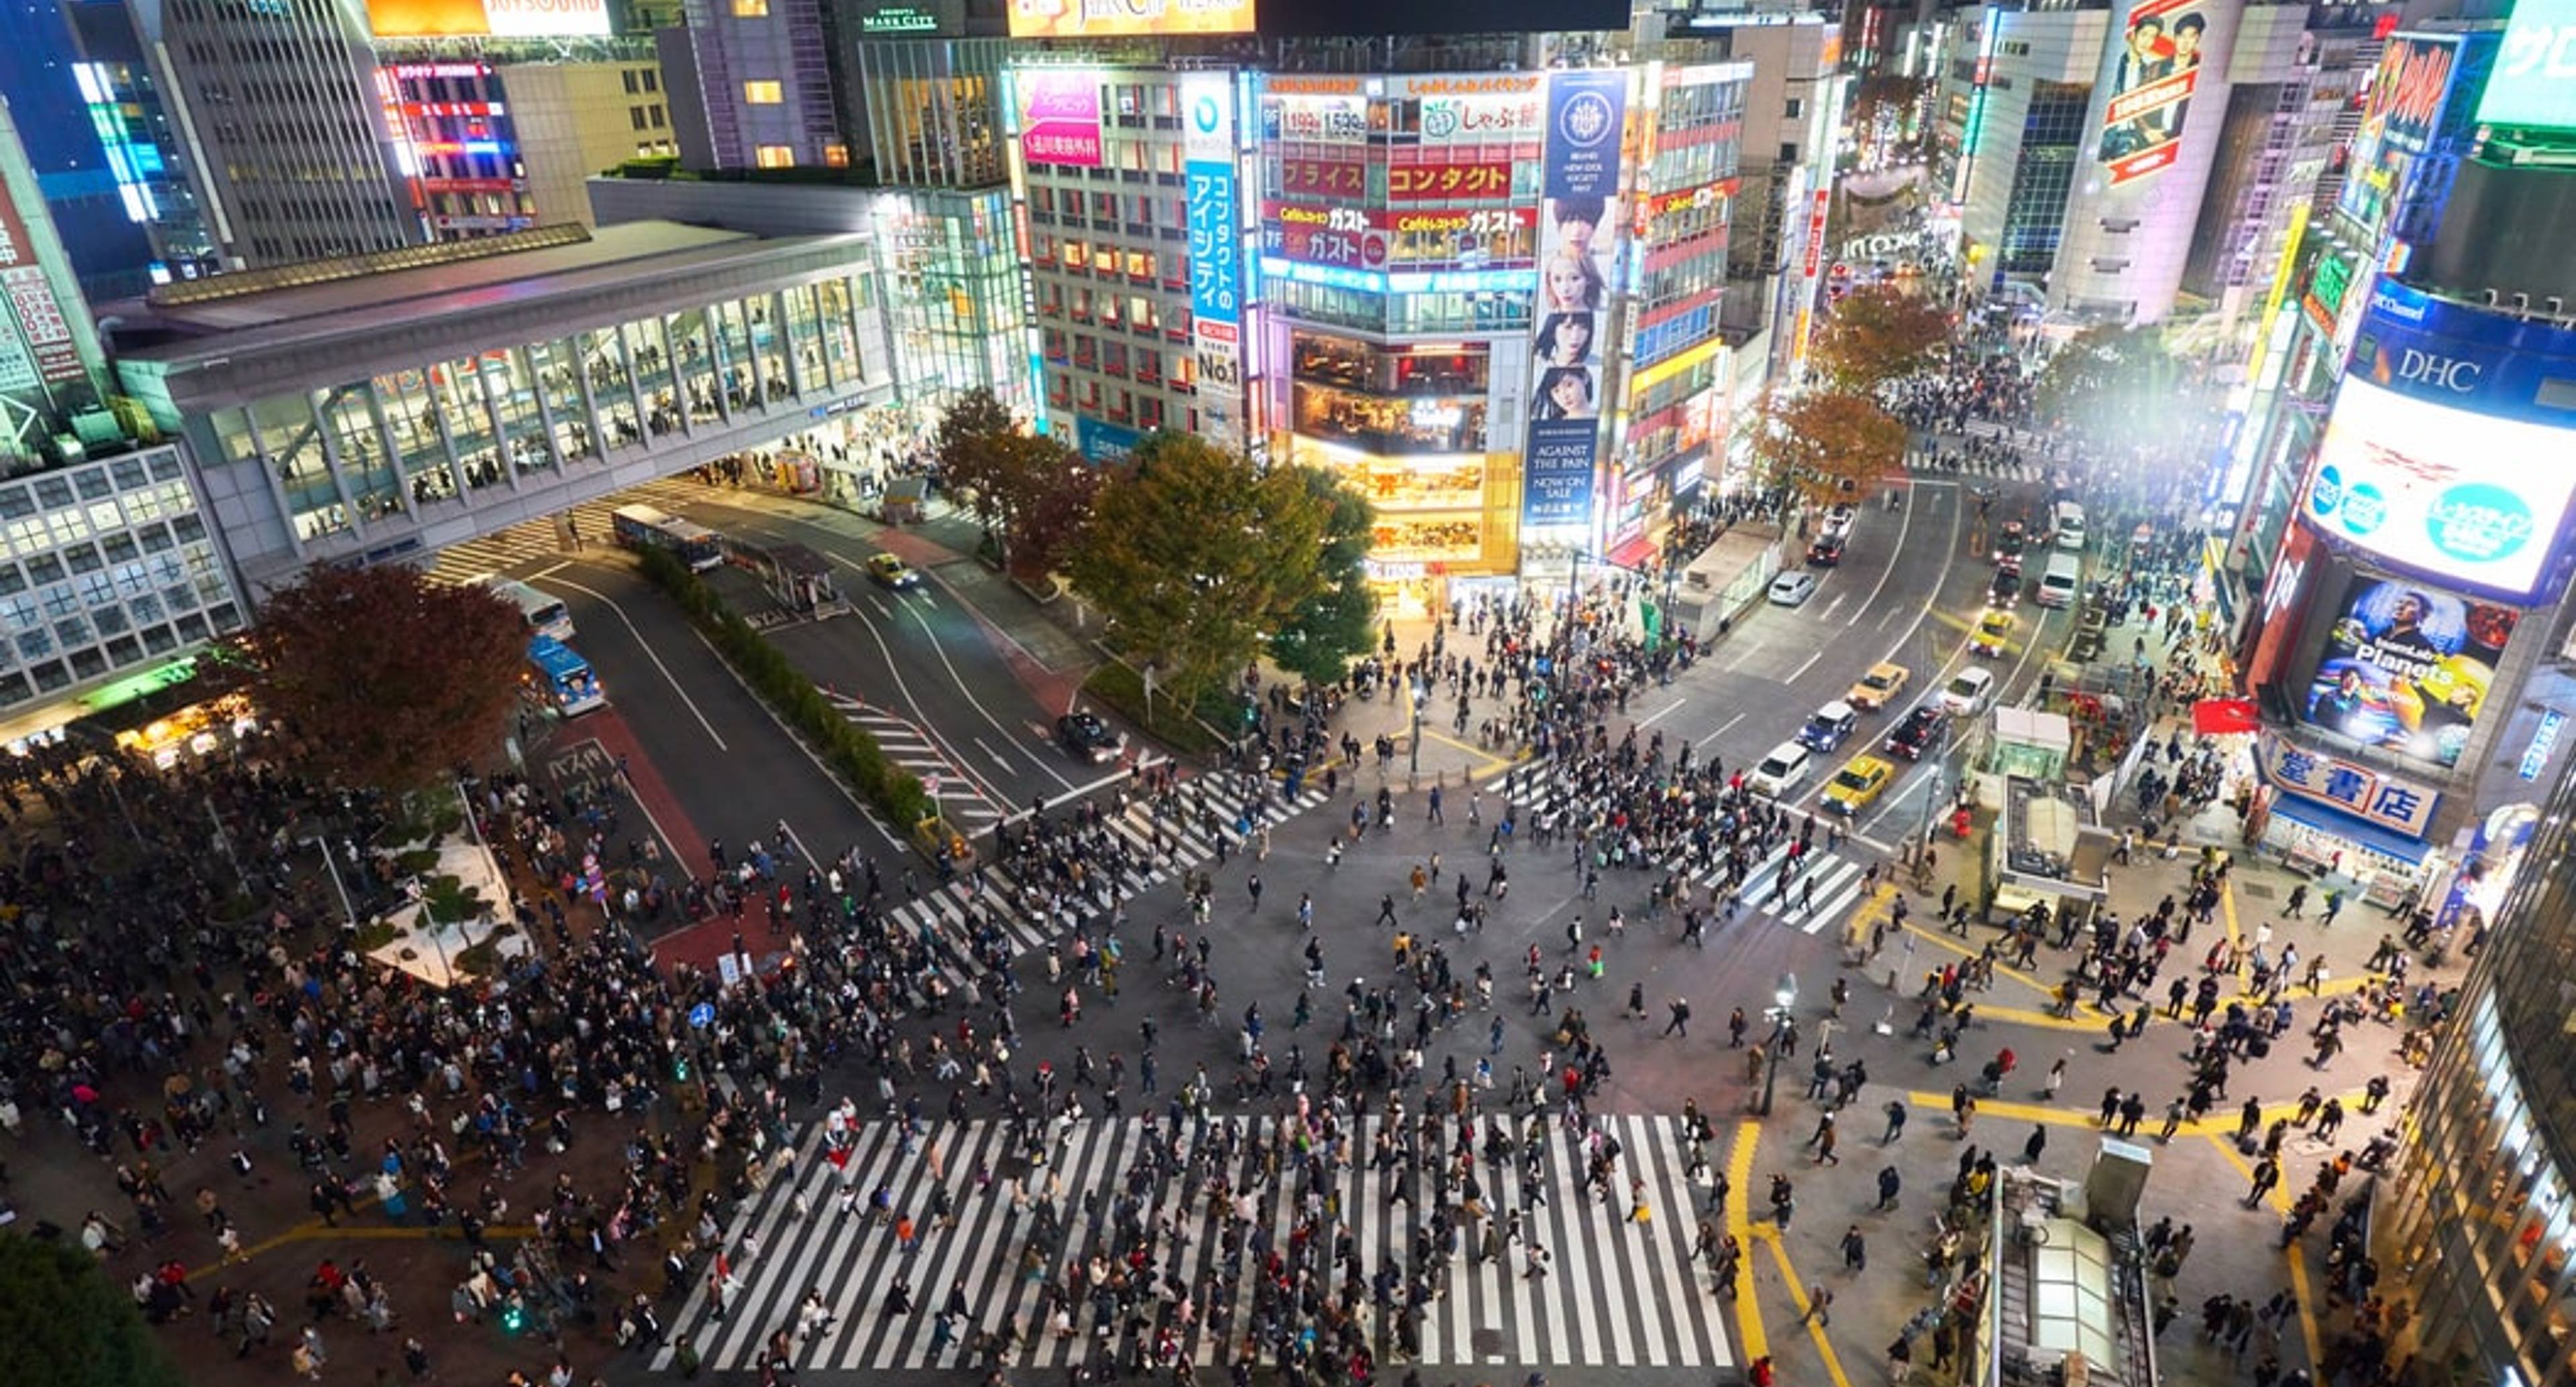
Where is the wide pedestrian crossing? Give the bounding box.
[651,1112,1733,1374]
[426,477,712,583]
[1490,764,1878,938]
[824,692,1003,832]
[871,771,1330,997]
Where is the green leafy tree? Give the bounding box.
[1809,283,1951,394]
[0,1233,185,1387]
[1065,434,1328,716]
[1747,388,1911,508]
[229,561,527,793]
[2033,325,2184,448]
[1269,467,1377,687]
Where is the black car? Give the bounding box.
[1989,567,2022,608]
[1884,704,1950,762]
[1807,534,1847,567]
[1055,712,1125,764]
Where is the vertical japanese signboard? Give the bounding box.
[1184,72,1244,453]
[1522,69,1626,534]
[0,181,87,386]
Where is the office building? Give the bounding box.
[373,52,677,236]
[128,0,425,268]
[666,0,846,170]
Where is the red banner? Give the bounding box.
[2193,698,2263,735]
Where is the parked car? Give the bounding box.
[1768,571,1820,606]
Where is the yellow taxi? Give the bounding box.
[1822,754,1897,816]
[1846,661,1911,712]
[1972,608,2015,657]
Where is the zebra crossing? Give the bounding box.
[1491,764,1878,938]
[824,693,1002,831]
[425,477,711,582]
[869,771,1331,995]
[652,1113,1733,1374]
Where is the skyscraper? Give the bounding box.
[129,0,423,267]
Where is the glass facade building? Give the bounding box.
[0,444,242,717]
[2381,787,2576,1387]
[113,222,895,589]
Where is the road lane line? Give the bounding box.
[1851,488,1917,626]
[1723,1121,1766,1365]
[971,736,1016,772]
[535,575,728,751]
[1699,712,1748,748]
[1787,651,1821,682]
[1638,696,1687,727]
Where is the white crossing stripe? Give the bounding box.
[1489,763,1878,939]
[653,1113,1734,1374]
[852,772,1330,1003]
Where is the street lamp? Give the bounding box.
[1759,972,1799,1116]
[1407,675,1428,786]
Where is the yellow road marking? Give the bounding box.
[2203,1133,2327,1370]
[1756,1226,1856,1387]
[1725,1120,1768,1364]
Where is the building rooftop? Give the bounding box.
[131,222,752,345]
[113,219,876,411]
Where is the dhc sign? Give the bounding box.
[2392,348,2485,392]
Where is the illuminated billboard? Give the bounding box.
[2479,0,2576,130]
[1521,69,1627,533]
[1016,71,1103,168]
[366,0,609,38]
[2304,376,2576,601]
[2338,36,2463,241]
[2095,0,2210,184]
[2302,575,2516,769]
[1007,0,1255,38]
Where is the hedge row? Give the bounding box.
[635,546,937,832]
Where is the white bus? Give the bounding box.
[488,578,575,643]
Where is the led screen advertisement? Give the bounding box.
[1521,70,1627,533]
[2095,0,2212,184]
[1008,0,1254,38]
[2303,376,2576,602]
[366,0,608,37]
[2302,575,2516,769]
[2338,36,2464,241]
[2479,0,2576,130]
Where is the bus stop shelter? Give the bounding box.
[724,537,849,621]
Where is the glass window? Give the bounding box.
[249,392,348,541]
[755,145,794,168]
[321,385,401,523]
[732,0,767,13]
[814,278,863,388]
[779,284,822,395]
[744,80,784,105]
[624,319,677,436]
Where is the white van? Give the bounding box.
[1747,741,1813,799]
[2053,501,2086,552]
[2036,553,2082,608]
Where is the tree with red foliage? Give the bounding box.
[227,563,528,793]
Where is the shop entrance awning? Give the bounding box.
[2267,793,2434,866]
